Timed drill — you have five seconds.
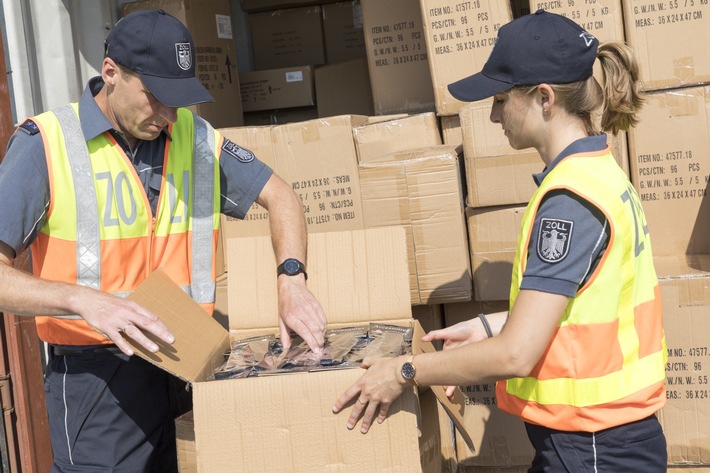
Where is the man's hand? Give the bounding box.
[73,286,175,356]
[277,275,326,354]
[332,356,409,434]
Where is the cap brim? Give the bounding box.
[447,72,513,102]
[141,74,215,108]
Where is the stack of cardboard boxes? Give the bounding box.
[119,0,710,471]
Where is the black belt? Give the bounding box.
[52,345,122,357]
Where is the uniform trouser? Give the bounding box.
[525,414,667,472]
[44,348,192,473]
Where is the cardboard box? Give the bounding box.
[441,114,462,147]
[239,66,315,112]
[418,0,513,116]
[622,0,710,91]
[175,411,197,473]
[271,115,369,232]
[249,6,326,70]
[352,112,442,163]
[126,227,473,472]
[460,101,630,208]
[322,1,366,64]
[527,0,625,43]
[466,205,525,302]
[240,0,341,12]
[242,106,319,126]
[121,0,243,128]
[443,300,534,468]
[360,0,436,115]
[628,85,710,261]
[359,145,472,305]
[655,262,710,465]
[315,58,374,117]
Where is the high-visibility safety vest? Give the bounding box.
[497,148,667,432]
[29,104,222,346]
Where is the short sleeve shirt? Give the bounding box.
[0,77,272,257]
[520,135,612,298]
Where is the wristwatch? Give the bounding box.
[276,258,308,280]
[400,355,418,386]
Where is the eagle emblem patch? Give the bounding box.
[222,139,255,163]
[175,43,192,71]
[537,218,573,263]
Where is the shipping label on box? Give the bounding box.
[272,115,369,233]
[528,0,625,43]
[622,0,710,91]
[360,0,436,115]
[656,268,710,465]
[419,0,512,116]
[628,85,710,260]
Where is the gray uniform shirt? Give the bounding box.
[0,77,272,257]
[520,135,611,298]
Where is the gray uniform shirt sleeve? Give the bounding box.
[520,189,609,298]
[218,138,273,219]
[0,127,50,256]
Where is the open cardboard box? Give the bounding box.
[127,227,472,472]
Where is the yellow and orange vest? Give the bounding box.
[497,148,667,432]
[29,104,222,345]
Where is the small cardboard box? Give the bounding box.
[127,227,473,472]
[239,66,315,112]
[352,112,443,164]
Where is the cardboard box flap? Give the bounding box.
[227,226,412,331]
[126,268,230,384]
[413,321,475,453]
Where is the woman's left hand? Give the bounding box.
[332,355,409,433]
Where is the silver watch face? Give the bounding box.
[401,362,416,380]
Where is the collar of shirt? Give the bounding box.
[79,76,172,143]
[532,134,608,187]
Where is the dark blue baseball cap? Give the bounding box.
[104,9,214,108]
[448,9,599,102]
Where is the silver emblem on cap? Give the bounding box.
[175,43,192,71]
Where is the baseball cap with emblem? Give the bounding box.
[448,9,599,102]
[104,9,214,108]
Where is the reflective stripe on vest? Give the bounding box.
[30,105,220,342]
[497,149,666,432]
